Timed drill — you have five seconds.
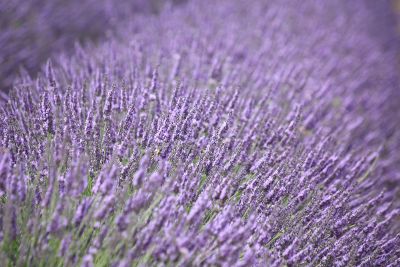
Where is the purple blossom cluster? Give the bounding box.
[1,0,400,266]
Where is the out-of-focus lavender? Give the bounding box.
[1,0,400,266]
[0,0,182,96]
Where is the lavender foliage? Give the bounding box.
[1,0,400,266]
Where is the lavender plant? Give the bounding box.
[1,0,399,266]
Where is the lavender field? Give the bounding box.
[1,0,400,266]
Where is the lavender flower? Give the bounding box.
[0,0,399,266]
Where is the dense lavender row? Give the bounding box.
[0,0,180,95]
[1,0,400,266]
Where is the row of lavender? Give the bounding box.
[0,0,177,96]
[1,0,399,266]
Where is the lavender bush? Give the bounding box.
[1,0,400,266]
[0,0,177,95]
